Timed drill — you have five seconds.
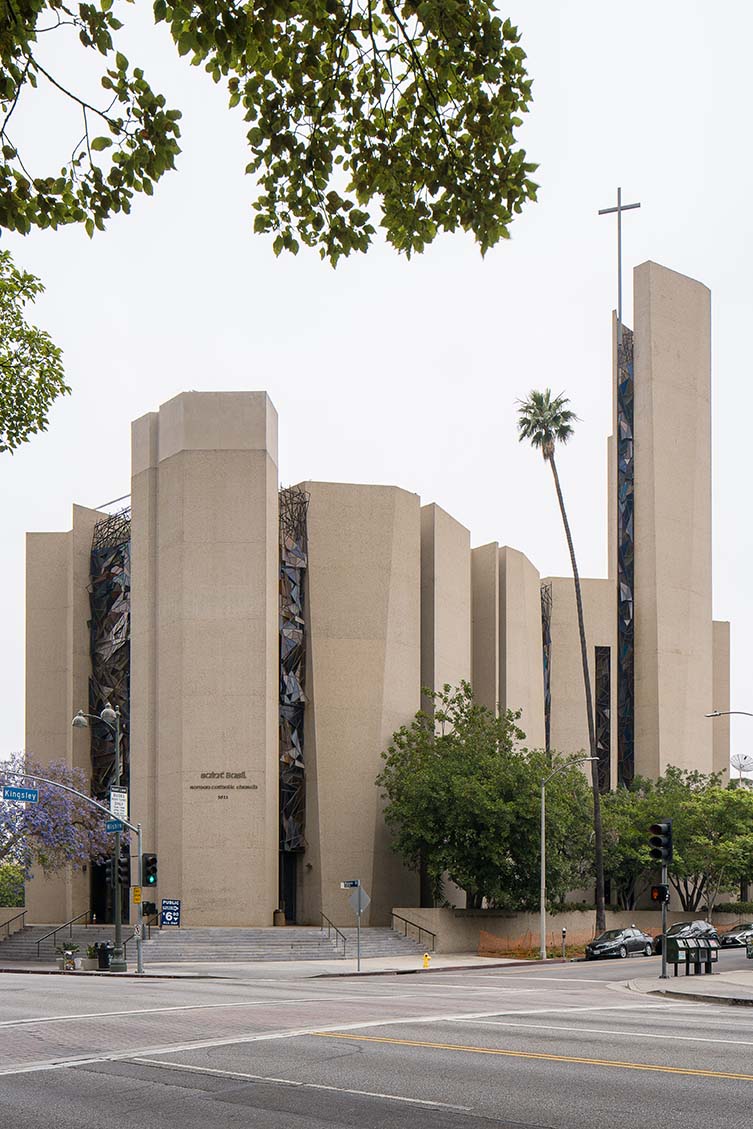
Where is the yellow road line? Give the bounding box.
[310,1032,753,1081]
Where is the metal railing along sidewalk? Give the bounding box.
[391,912,436,952]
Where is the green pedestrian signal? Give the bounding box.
[142,853,158,887]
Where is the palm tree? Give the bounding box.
[517,388,606,933]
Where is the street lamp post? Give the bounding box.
[540,757,598,961]
[707,710,753,901]
[73,703,127,972]
[706,710,753,782]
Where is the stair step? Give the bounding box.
[0,923,425,963]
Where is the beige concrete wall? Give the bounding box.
[0,908,26,938]
[394,906,744,953]
[130,392,279,926]
[499,547,546,747]
[471,543,499,712]
[300,482,421,927]
[633,262,713,777]
[712,620,731,779]
[25,505,104,924]
[420,504,471,703]
[545,576,617,787]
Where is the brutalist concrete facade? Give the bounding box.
[24,262,730,927]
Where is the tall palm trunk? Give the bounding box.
[548,452,606,933]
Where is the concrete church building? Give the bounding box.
[25,261,730,928]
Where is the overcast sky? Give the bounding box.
[1,1,749,763]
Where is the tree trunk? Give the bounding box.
[419,851,434,908]
[548,453,607,932]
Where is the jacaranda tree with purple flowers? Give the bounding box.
[0,752,111,879]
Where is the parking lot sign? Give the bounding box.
[161,899,181,927]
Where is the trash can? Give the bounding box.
[96,942,111,970]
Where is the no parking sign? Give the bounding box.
[161,898,181,926]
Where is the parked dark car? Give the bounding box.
[654,919,719,954]
[585,927,654,960]
[720,922,753,947]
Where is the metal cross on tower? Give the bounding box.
[598,187,641,344]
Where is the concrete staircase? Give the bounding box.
[0,924,127,962]
[140,925,425,963]
[0,923,425,964]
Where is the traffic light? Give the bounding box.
[118,851,131,888]
[142,853,158,887]
[651,884,670,905]
[648,820,673,864]
[104,858,114,887]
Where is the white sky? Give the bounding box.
[1,1,749,765]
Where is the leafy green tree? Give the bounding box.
[601,767,753,915]
[601,777,654,910]
[1,1,537,263]
[651,768,753,914]
[0,249,68,452]
[0,861,24,906]
[377,682,593,911]
[517,388,607,931]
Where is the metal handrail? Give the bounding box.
[36,910,91,957]
[0,909,26,941]
[392,912,436,952]
[123,910,159,951]
[320,912,347,955]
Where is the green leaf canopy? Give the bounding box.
[0,1,538,264]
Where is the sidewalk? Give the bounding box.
[0,952,522,980]
[631,969,753,1007]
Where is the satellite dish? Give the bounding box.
[731,753,753,776]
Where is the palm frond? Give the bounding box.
[516,388,578,457]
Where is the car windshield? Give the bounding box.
[666,924,689,935]
[594,931,623,941]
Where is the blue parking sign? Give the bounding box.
[161,898,181,927]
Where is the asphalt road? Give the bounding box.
[2,948,753,1128]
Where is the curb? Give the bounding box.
[628,978,753,1008]
[0,966,235,981]
[313,958,562,978]
[647,986,753,1008]
[0,957,560,981]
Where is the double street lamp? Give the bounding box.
[72,703,127,973]
[540,756,598,961]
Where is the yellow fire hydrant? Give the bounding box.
[423,952,431,969]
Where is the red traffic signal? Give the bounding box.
[650,884,670,904]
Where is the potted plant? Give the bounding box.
[82,944,98,971]
[55,943,79,971]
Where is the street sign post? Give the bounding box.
[105,819,124,833]
[343,882,370,971]
[109,786,128,822]
[161,899,181,927]
[2,786,39,803]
